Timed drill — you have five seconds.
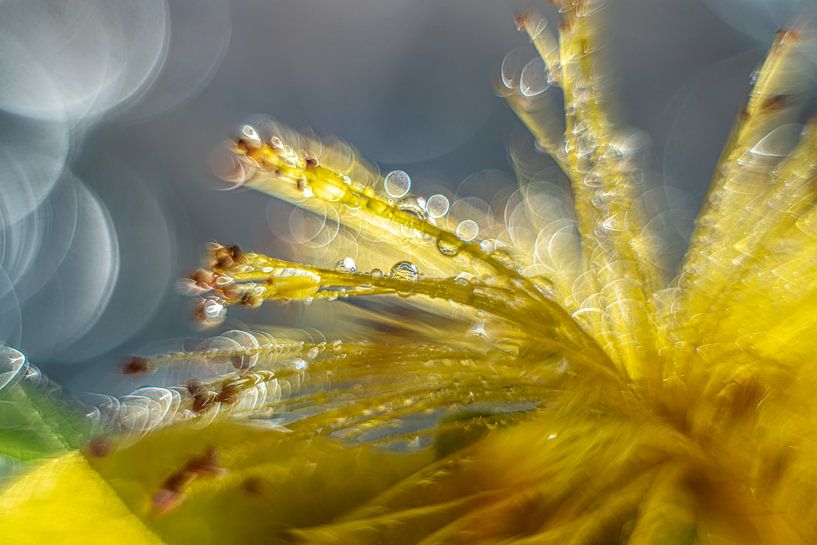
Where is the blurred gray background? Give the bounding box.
[0,0,810,394]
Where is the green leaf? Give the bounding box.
[0,348,89,472]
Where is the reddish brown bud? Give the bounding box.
[122,356,150,375]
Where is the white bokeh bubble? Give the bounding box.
[59,163,175,363]
[120,0,232,120]
[19,175,119,361]
[0,112,70,226]
[5,179,80,304]
[0,0,169,120]
[0,270,23,348]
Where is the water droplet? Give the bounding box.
[201,299,226,326]
[313,182,346,202]
[520,57,550,97]
[591,190,609,210]
[454,272,473,286]
[215,275,234,287]
[335,257,358,273]
[501,47,533,89]
[456,219,480,242]
[572,84,592,106]
[370,268,383,278]
[469,321,488,339]
[479,239,497,253]
[490,248,516,268]
[397,197,428,220]
[292,358,308,370]
[0,346,27,392]
[390,261,419,281]
[745,123,802,162]
[583,171,604,188]
[426,194,450,218]
[240,125,261,148]
[436,236,463,257]
[384,170,411,198]
[603,214,623,232]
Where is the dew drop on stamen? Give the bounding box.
[426,194,450,218]
[520,57,550,97]
[479,239,496,253]
[437,236,463,257]
[335,257,358,273]
[746,123,801,161]
[390,261,419,281]
[370,268,383,278]
[501,47,533,89]
[454,272,473,286]
[202,299,226,325]
[240,125,262,148]
[292,358,308,370]
[397,197,428,221]
[215,275,234,287]
[0,346,27,392]
[583,171,604,188]
[384,170,411,198]
[456,219,480,242]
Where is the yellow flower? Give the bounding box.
[3,3,817,544]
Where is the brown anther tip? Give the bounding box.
[122,356,150,375]
[233,139,249,155]
[86,437,112,457]
[194,301,208,322]
[775,27,801,43]
[192,390,215,413]
[212,244,240,269]
[305,157,319,168]
[514,10,531,31]
[216,384,239,404]
[187,380,204,395]
[190,268,214,288]
[221,284,243,299]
